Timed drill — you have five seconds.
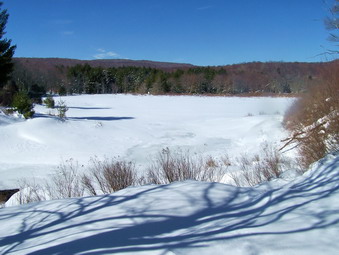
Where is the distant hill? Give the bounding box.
[13,58,194,71]
[10,57,338,95]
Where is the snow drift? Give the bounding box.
[0,152,338,255]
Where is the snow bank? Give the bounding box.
[0,152,338,254]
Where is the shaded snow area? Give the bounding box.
[0,153,338,254]
[0,95,294,189]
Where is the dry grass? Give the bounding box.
[46,159,85,199]
[283,62,339,168]
[16,179,47,204]
[146,148,226,184]
[14,159,85,204]
[229,144,288,187]
[82,157,137,195]
[10,145,288,205]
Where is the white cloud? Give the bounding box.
[61,31,74,36]
[197,5,213,11]
[93,49,119,59]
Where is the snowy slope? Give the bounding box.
[0,95,294,189]
[0,153,338,255]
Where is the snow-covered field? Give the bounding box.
[0,94,295,190]
[2,94,339,254]
[1,152,338,254]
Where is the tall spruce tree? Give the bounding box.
[0,1,16,89]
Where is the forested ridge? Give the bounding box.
[11,57,338,95]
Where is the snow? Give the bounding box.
[0,152,338,254]
[1,95,338,254]
[0,94,295,190]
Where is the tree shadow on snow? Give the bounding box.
[33,113,135,122]
[67,107,112,110]
[33,113,56,119]
[68,116,135,121]
[0,154,338,254]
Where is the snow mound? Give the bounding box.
[1,153,339,254]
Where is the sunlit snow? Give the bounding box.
[0,153,338,254]
[0,94,295,189]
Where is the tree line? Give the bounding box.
[11,59,334,97]
[65,64,230,95]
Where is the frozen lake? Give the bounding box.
[0,94,295,189]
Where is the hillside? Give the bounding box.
[13,58,194,71]
[1,152,338,254]
[11,58,338,95]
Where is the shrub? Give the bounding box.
[23,110,35,119]
[229,144,287,187]
[43,96,55,108]
[56,99,69,120]
[10,146,290,205]
[15,179,46,205]
[12,158,137,205]
[45,159,85,199]
[12,91,35,118]
[15,159,85,204]
[82,157,137,195]
[146,148,225,184]
[283,63,339,168]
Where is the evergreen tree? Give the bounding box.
[12,91,34,119]
[0,2,16,89]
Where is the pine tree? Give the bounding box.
[0,2,16,89]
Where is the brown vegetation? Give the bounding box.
[8,145,294,205]
[12,149,228,205]
[82,157,137,195]
[10,57,338,95]
[146,148,226,184]
[229,144,289,187]
[283,62,339,168]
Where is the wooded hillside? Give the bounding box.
[11,58,338,95]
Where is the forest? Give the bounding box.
[9,57,337,96]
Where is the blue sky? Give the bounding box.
[2,0,336,66]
